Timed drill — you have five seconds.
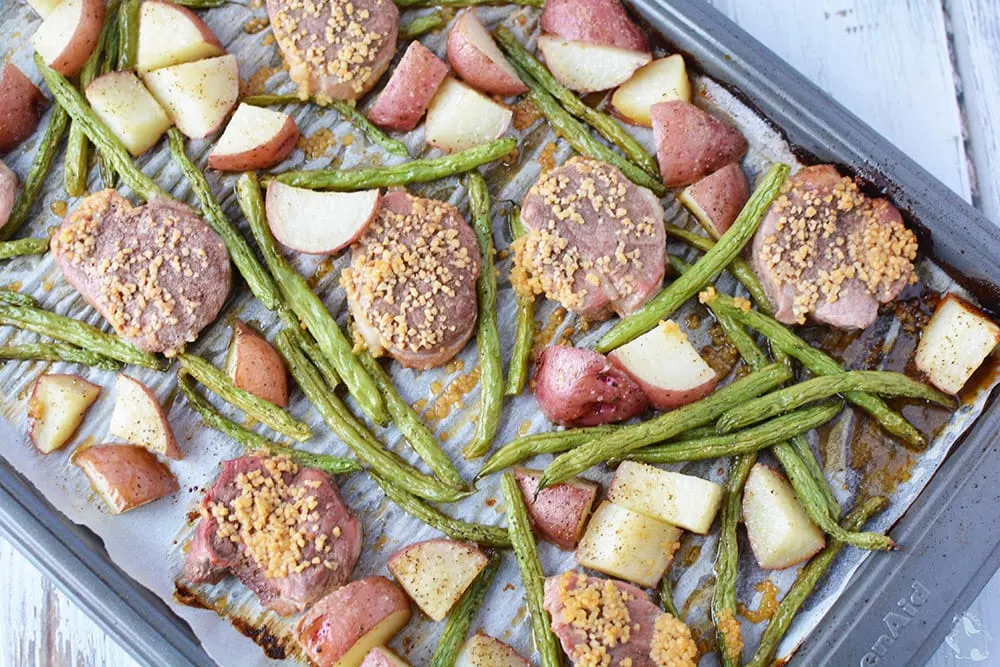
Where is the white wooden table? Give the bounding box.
[2,0,998,664]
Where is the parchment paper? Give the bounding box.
[1,3,996,665]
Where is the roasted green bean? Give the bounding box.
[464,172,503,459]
[430,554,502,667]
[504,206,534,396]
[117,0,140,70]
[0,343,122,370]
[659,574,681,619]
[396,0,542,7]
[476,424,621,480]
[0,237,49,260]
[713,452,754,667]
[0,290,38,308]
[399,10,446,39]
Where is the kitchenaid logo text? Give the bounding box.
[859,580,931,666]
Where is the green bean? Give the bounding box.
[0,343,122,370]
[596,163,788,352]
[664,223,773,316]
[494,26,659,179]
[0,290,38,308]
[463,172,503,459]
[718,370,953,433]
[746,496,889,667]
[178,373,361,475]
[35,56,168,202]
[97,14,120,188]
[275,137,517,190]
[399,10,446,39]
[275,330,470,503]
[476,424,621,480]
[0,107,69,242]
[659,574,681,619]
[499,471,562,667]
[358,351,466,489]
[287,313,342,390]
[519,68,665,196]
[705,290,928,449]
[172,0,227,7]
[538,362,791,489]
[0,237,49,260]
[117,0,140,70]
[65,0,119,197]
[374,473,510,547]
[240,94,307,106]
[628,401,842,465]
[430,554,502,667]
[167,129,283,311]
[396,0,542,7]
[177,353,312,441]
[788,433,839,519]
[236,173,387,424]
[713,452,754,667]
[0,304,162,369]
[505,207,534,397]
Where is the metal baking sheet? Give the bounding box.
[2,0,1000,666]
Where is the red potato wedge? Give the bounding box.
[611,54,691,127]
[677,162,749,238]
[74,444,180,513]
[425,77,513,152]
[27,374,101,454]
[514,467,598,550]
[387,539,488,621]
[368,41,448,132]
[142,54,239,139]
[27,0,64,19]
[360,647,409,667]
[108,374,182,459]
[30,0,106,77]
[0,63,47,154]
[915,293,1000,394]
[265,180,379,255]
[456,633,530,667]
[536,36,651,94]
[296,577,412,667]
[225,320,289,407]
[608,319,718,410]
[446,10,526,96]
[85,71,172,157]
[0,162,17,230]
[207,103,299,171]
[136,0,225,74]
[540,0,650,53]
[651,100,748,188]
[742,463,825,569]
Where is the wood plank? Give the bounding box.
[703,0,972,201]
[946,0,1000,224]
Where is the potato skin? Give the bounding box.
[678,162,749,237]
[368,41,448,132]
[514,467,598,550]
[446,11,527,96]
[226,321,289,407]
[651,100,748,188]
[74,444,179,513]
[207,115,298,171]
[43,0,107,76]
[0,162,17,230]
[296,577,412,667]
[540,0,649,53]
[0,63,47,154]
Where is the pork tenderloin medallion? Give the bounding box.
[184,454,363,616]
[341,191,481,369]
[513,157,666,320]
[543,571,698,666]
[51,190,230,356]
[267,0,399,102]
[751,165,919,329]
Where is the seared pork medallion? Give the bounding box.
[513,157,666,320]
[342,191,481,369]
[266,0,399,102]
[51,190,230,356]
[752,165,919,329]
[184,455,362,615]
[544,572,698,666]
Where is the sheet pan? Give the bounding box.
[1,0,999,666]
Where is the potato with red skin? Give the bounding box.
[368,41,448,132]
[74,444,180,514]
[109,374,183,459]
[533,345,649,427]
[0,162,17,230]
[678,162,749,238]
[31,0,106,77]
[207,103,299,171]
[225,321,288,407]
[446,10,526,96]
[387,539,488,621]
[296,577,412,667]
[136,0,225,74]
[514,467,598,550]
[0,63,47,154]
[651,100,748,188]
[540,0,649,53]
[28,374,101,454]
[360,647,408,667]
